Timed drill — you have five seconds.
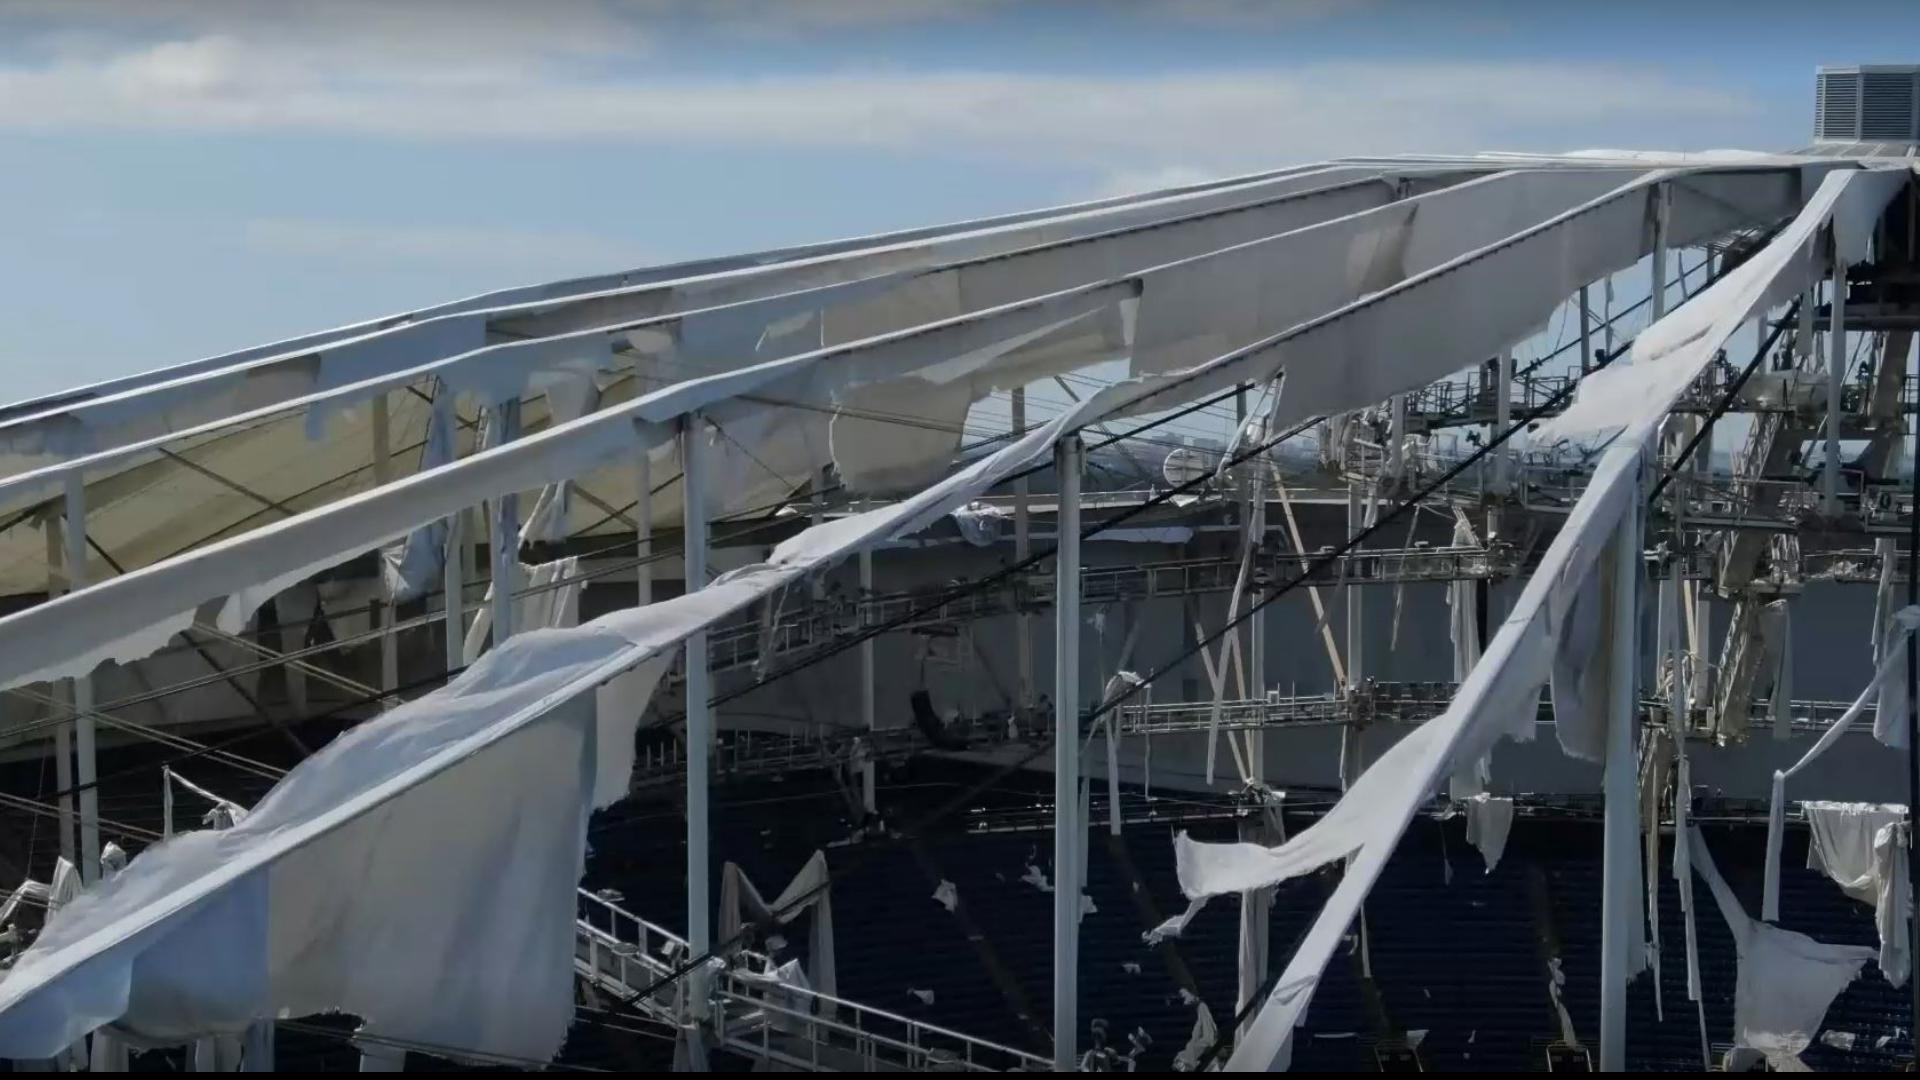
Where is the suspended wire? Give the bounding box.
[14,281,1732,1072]
[17,243,1713,785]
[18,345,1284,747]
[9,184,1710,1053]
[45,252,1687,812]
[16,365,1284,806]
[9,239,1721,1042]
[610,269,1708,1015]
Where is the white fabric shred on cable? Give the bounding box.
[719,852,837,1011]
[1690,826,1875,1069]
[1464,794,1515,873]
[1181,165,1908,1070]
[1761,612,1918,923]
[1803,802,1911,988]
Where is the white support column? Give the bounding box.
[239,1021,274,1072]
[1014,388,1033,728]
[810,465,827,601]
[1346,478,1365,693]
[1248,488,1267,785]
[357,1044,405,1071]
[371,390,392,480]
[64,473,99,884]
[372,597,396,708]
[488,401,522,649]
[1496,349,1514,497]
[43,512,74,867]
[373,396,398,703]
[1052,434,1084,1073]
[860,541,877,814]
[1604,274,1618,357]
[1580,284,1595,373]
[1238,389,1262,783]
[1651,184,1671,322]
[1664,575,1691,736]
[1689,374,1713,696]
[637,444,654,607]
[1826,237,1847,516]
[431,385,465,678]
[1599,493,1642,1072]
[441,511,465,673]
[1388,395,1407,485]
[682,414,713,976]
[1798,285,1817,362]
[1340,461,1368,991]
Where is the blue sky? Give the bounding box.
[2,0,1916,403]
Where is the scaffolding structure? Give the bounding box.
[3,141,1920,1074]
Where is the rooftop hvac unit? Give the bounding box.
[1815,65,1920,143]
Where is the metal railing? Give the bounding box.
[1109,683,1880,739]
[630,676,1891,793]
[686,545,1527,684]
[629,726,944,791]
[573,890,1046,1073]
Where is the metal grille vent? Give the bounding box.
[1861,72,1916,138]
[1819,71,1861,139]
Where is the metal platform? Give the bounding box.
[574,890,1044,1072]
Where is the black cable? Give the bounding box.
[1645,298,1800,504]
[23,370,1279,809]
[598,409,1333,1014]
[611,253,1714,1010]
[1174,250,1766,1070]
[1085,349,1616,731]
[614,343,1603,1012]
[23,252,1696,1048]
[691,412,1323,719]
[37,661,465,804]
[79,295,1639,1049]
[1191,915,1314,1071]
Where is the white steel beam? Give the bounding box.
[1599,498,1642,1071]
[63,474,100,883]
[1052,434,1083,1072]
[1826,239,1847,516]
[860,540,877,814]
[1014,387,1033,730]
[488,401,522,649]
[637,444,654,607]
[43,512,74,868]
[682,413,713,974]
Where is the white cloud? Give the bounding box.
[6,1,653,67]
[0,48,1762,168]
[1091,165,1220,199]
[243,218,645,271]
[0,2,1771,176]
[1130,0,1383,26]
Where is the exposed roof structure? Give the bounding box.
[0,145,1915,1071]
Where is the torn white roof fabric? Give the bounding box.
[1173,163,1876,1071]
[1761,608,1918,923]
[1464,795,1516,873]
[1801,802,1911,988]
[1539,164,1913,441]
[718,853,836,1008]
[1689,826,1875,1070]
[0,149,1903,1066]
[0,163,1820,691]
[0,625,672,1061]
[0,161,1394,464]
[0,349,1212,1055]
